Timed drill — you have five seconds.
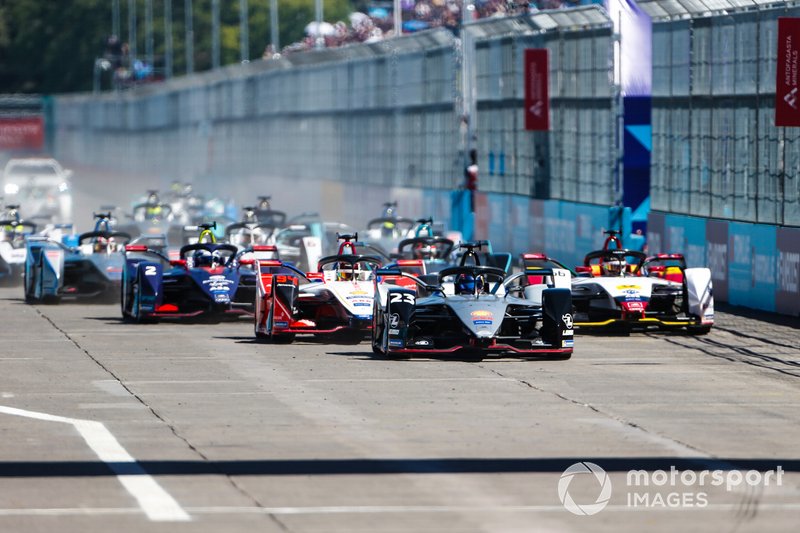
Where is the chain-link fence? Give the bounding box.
[469,9,615,203]
[649,2,800,227]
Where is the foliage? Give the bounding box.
[0,0,354,93]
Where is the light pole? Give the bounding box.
[212,0,220,68]
[128,0,137,65]
[240,0,250,62]
[165,0,173,78]
[393,0,401,37]
[185,0,194,74]
[270,0,279,54]
[315,0,323,49]
[145,0,154,68]
[112,0,120,37]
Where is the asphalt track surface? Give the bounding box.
[0,287,798,532]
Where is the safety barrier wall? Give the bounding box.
[650,4,800,227]
[54,29,462,192]
[648,211,800,315]
[52,6,617,205]
[470,12,615,202]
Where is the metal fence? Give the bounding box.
[647,1,800,227]
[52,6,618,207]
[467,9,616,202]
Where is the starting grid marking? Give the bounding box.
[0,405,190,522]
[0,503,799,517]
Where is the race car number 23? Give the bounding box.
[390,293,415,305]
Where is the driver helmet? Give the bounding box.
[455,274,475,295]
[242,208,258,224]
[145,204,163,218]
[193,249,212,267]
[603,258,626,276]
[210,249,223,268]
[93,238,108,253]
[413,242,435,260]
[381,220,395,238]
[337,263,364,281]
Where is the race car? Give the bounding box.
[2,158,72,223]
[269,213,362,272]
[254,234,383,343]
[570,231,714,334]
[24,213,131,303]
[361,202,417,254]
[120,223,263,322]
[0,206,37,285]
[370,262,574,358]
[118,190,184,246]
[225,206,277,250]
[252,196,288,229]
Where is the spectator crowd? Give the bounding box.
[272,0,589,56]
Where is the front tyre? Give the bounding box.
[687,325,712,336]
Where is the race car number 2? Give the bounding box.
[144,265,158,276]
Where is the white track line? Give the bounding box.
[0,503,799,517]
[0,405,189,522]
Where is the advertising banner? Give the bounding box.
[776,226,800,315]
[728,222,777,311]
[0,117,44,150]
[706,219,729,302]
[524,49,550,131]
[775,18,800,127]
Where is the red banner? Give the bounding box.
[776,18,800,127]
[0,117,44,150]
[524,49,550,131]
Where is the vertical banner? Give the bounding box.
[524,49,550,131]
[775,18,800,127]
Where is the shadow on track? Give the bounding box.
[0,457,796,478]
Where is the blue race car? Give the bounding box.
[24,213,130,303]
[120,223,261,322]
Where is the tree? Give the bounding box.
[0,0,355,94]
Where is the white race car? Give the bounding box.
[254,234,383,343]
[564,242,714,334]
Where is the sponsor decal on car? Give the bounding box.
[389,339,403,347]
[275,321,289,328]
[471,310,494,325]
[389,314,400,328]
[563,339,574,348]
[389,328,400,335]
[562,314,573,329]
[203,274,233,292]
[616,284,641,290]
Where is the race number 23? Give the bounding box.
[390,293,415,305]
